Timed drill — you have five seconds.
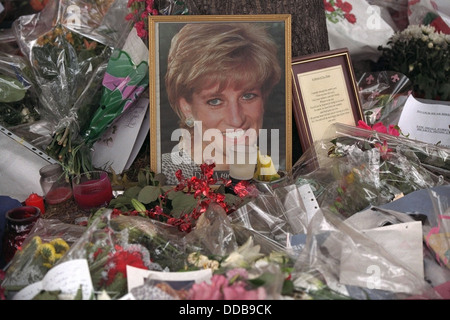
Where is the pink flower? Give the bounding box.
[223,285,267,300]
[125,12,135,21]
[357,120,372,130]
[226,267,248,281]
[188,274,228,300]
[365,74,375,85]
[372,122,388,134]
[187,273,267,300]
[387,125,400,137]
[374,140,393,160]
[357,121,400,137]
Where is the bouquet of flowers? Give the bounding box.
[125,236,290,300]
[12,0,132,176]
[357,71,413,128]
[1,218,86,293]
[377,24,450,101]
[57,207,191,299]
[0,52,40,129]
[292,122,447,218]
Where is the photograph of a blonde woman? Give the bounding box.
[152,17,288,185]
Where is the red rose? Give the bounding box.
[345,13,356,24]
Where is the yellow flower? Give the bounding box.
[39,243,56,264]
[50,238,70,254]
[345,171,355,185]
[187,252,219,270]
[31,236,42,246]
[31,236,43,258]
[53,27,63,36]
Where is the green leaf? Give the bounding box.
[0,75,27,102]
[137,185,161,204]
[247,272,275,288]
[224,193,241,206]
[161,185,174,194]
[167,190,184,200]
[74,286,83,300]
[171,193,198,218]
[153,173,166,186]
[281,279,295,296]
[137,170,148,187]
[123,185,142,198]
[32,290,61,300]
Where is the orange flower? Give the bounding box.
[83,39,98,50]
[30,0,49,12]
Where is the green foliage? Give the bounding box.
[378,25,450,101]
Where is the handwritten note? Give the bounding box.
[398,95,450,148]
[13,259,94,300]
[92,97,150,174]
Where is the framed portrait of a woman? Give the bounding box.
[148,14,292,185]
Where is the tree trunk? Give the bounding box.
[184,0,329,57]
[172,0,330,163]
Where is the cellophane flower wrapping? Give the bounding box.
[0,52,41,130]
[11,0,131,167]
[422,187,450,271]
[277,122,450,298]
[115,203,291,300]
[229,186,299,255]
[292,122,447,219]
[290,205,441,299]
[358,71,413,127]
[56,207,192,299]
[1,218,86,292]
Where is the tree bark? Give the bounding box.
[183,0,329,57]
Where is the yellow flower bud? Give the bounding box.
[50,238,70,254]
[39,243,56,264]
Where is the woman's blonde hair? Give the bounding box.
[165,22,282,125]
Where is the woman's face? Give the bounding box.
[179,82,264,165]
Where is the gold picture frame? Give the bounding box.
[148,14,292,184]
[291,48,363,153]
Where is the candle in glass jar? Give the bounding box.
[228,145,257,180]
[3,206,41,264]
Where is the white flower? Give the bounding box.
[221,236,264,269]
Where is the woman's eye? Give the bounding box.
[242,93,257,100]
[207,98,222,106]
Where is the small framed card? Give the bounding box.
[291,48,363,153]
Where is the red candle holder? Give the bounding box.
[25,193,46,214]
[72,171,113,211]
[3,206,41,264]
